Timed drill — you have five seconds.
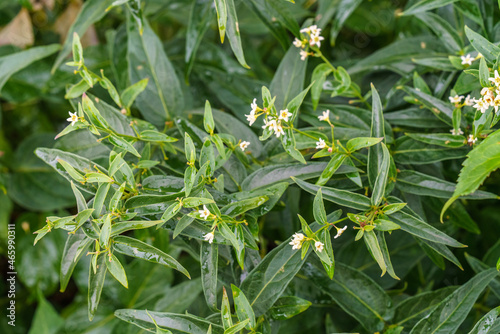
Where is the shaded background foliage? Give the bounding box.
[0,0,500,333]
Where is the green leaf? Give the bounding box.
[346,137,383,152]
[225,0,249,68]
[269,296,312,320]
[479,57,490,87]
[100,215,112,247]
[113,235,190,278]
[465,254,500,299]
[201,242,218,311]
[214,0,227,43]
[329,0,363,45]
[52,0,114,72]
[313,189,327,225]
[109,135,141,158]
[221,195,269,216]
[88,254,107,321]
[281,128,306,164]
[184,165,197,197]
[393,136,468,165]
[410,269,499,334]
[127,16,184,125]
[287,82,313,124]
[376,231,399,279]
[292,177,372,211]
[368,84,386,189]
[28,293,64,334]
[241,162,355,190]
[93,183,111,216]
[441,129,500,220]
[121,78,149,109]
[223,320,250,334]
[465,26,500,64]
[231,284,256,329]
[302,261,393,333]
[106,253,128,288]
[0,44,60,92]
[406,133,465,148]
[311,64,332,110]
[393,286,458,328]
[60,230,91,292]
[200,139,215,176]
[185,0,214,81]
[270,46,306,110]
[115,310,223,334]
[400,0,458,16]
[363,230,387,276]
[414,12,462,52]
[221,287,233,330]
[396,170,496,200]
[85,172,114,184]
[371,143,390,206]
[315,153,347,186]
[111,220,163,236]
[387,198,464,247]
[161,202,182,225]
[468,306,500,334]
[400,86,453,125]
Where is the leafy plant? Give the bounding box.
[1,1,500,333]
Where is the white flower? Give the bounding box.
[199,205,211,220]
[448,95,464,104]
[450,128,464,136]
[251,98,258,112]
[309,25,320,36]
[318,109,330,121]
[289,233,305,250]
[300,26,311,34]
[473,98,488,113]
[279,109,292,122]
[239,141,250,151]
[66,111,79,126]
[245,110,257,126]
[274,123,285,138]
[204,232,214,244]
[309,34,324,48]
[334,226,347,239]
[316,138,327,149]
[299,50,309,61]
[262,117,275,130]
[493,95,500,113]
[293,38,303,48]
[483,93,494,106]
[481,87,492,96]
[489,70,500,87]
[461,54,474,65]
[315,241,324,252]
[464,95,474,106]
[468,134,477,144]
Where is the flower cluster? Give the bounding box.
[293,25,324,61]
[289,232,305,250]
[450,70,500,116]
[245,99,291,138]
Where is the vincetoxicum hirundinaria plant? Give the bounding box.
[22,1,500,333]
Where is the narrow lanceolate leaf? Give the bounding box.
[368,84,386,189]
[441,129,500,221]
[363,230,387,276]
[371,143,390,206]
[214,0,227,43]
[223,320,250,334]
[127,16,184,126]
[109,135,141,157]
[113,236,190,278]
[377,231,399,279]
[405,133,465,148]
[302,261,393,333]
[388,204,465,248]
[269,296,312,320]
[231,284,256,329]
[400,86,453,124]
[114,310,223,334]
[225,0,249,68]
[467,306,500,334]
[60,230,91,292]
[105,253,128,288]
[221,287,232,330]
[200,242,218,311]
[0,44,60,91]
[313,189,327,225]
[410,269,499,334]
[465,26,500,64]
[292,177,371,211]
[400,0,458,16]
[311,64,333,110]
[316,153,347,186]
[88,254,107,321]
[393,286,458,328]
[52,0,114,72]
[121,78,149,109]
[346,137,383,152]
